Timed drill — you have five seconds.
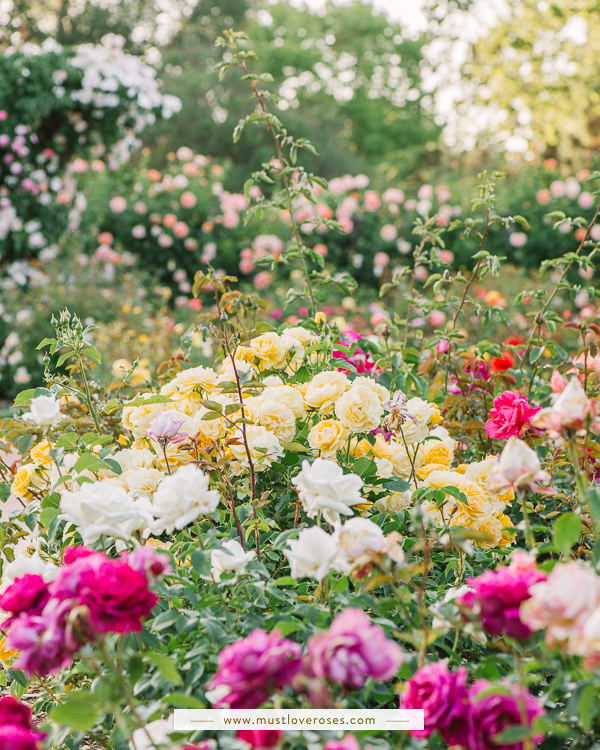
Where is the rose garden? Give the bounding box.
[1,2,600,749]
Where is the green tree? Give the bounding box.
[150,1,440,182]
[457,0,600,161]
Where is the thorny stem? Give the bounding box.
[221,330,257,505]
[567,433,595,537]
[520,202,600,366]
[452,205,490,329]
[417,530,431,669]
[234,51,316,314]
[91,643,159,750]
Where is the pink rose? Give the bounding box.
[485,391,540,440]
[207,629,302,709]
[307,608,403,689]
[467,681,544,750]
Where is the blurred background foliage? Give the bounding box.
[4,0,600,183]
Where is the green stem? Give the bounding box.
[77,352,101,433]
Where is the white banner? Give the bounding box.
[173,708,424,732]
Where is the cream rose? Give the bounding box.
[303,371,350,413]
[334,384,383,432]
[249,332,287,370]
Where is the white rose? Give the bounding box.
[0,550,58,593]
[23,394,61,426]
[210,539,255,581]
[285,526,348,581]
[292,458,363,525]
[337,517,386,560]
[152,464,220,535]
[129,718,173,750]
[60,480,153,544]
[493,436,546,488]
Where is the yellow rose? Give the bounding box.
[430,405,442,425]
[304,371,350,413]
[11,465,34,498]
[162,366,219,397]
[256,398,297,444]
[281,326,318,347]
[262,384,305,419]
[419,439,453,468]
[30,439,53,467]
[349,437,372,458]
[417,462,451,480]
[249,332,287,370]
[121,397,163,438]
[120,467,165,496]
[308,419,347,458]
[0,635,18,664]
[473,514,505,549]
[372,434,421,478]
[334,384,383,433]
[464,457,514,509]
[154,443,193,471]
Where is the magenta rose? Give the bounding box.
[467,681,544,750]
[459,554,546,640]
[0,696,32,728]
[237,729,283,748]
[401,661,469,744]
[7,599,78,677]
[0,574,50,626]
[76,558,158,634]
[307,608,403,689]
[0,726,46,750]
[485,391,540,440]
[207,629,302,709]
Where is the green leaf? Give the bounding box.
[40,506,60,528]
[161,692,205,709]
[123,395,172,408]
[12,389,36,408]
[48,693,102,731]
[55,432,79,450]
[576,684,597,731]
[494,725,534,743]
[588,487,600,526]
[553,512,582,556]
[146,651,183,685]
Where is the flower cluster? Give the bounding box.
[402,661,544,750]
[520,560,600,670]
[207,609,402,709]
[0,545,168,675]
